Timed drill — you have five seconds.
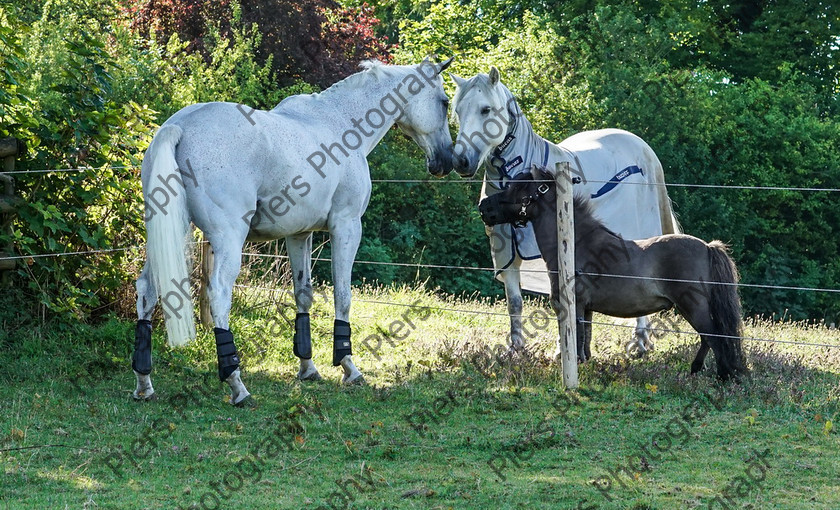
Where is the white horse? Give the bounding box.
[132,58,454,405]
[450,67,679,356]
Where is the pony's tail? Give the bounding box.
[708,241,746,377]
[144,124,195,347]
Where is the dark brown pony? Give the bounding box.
[478,168,747,380]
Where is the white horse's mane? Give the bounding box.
[272,60,416,112]
[319,60,413,96]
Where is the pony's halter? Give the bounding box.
[514,182,550,227]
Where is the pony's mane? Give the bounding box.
[572,193,623,240]
[529,168,612,237]
[572,194,600,228]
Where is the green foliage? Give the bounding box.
[397,2,840,322]
[0,1,305,321]
[2,3,156,316]
[1,0,838,323]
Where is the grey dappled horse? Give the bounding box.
[479,169,747,380]
[132,58,454,405]
[450,67,679,357]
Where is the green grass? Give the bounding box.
[1,284,839,509]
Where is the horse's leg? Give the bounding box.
[574,303,587,363]
[690,337,710,374]
[681,301,733,380]
[584,309,593,360]
[629,315,654,357]
[132,263,157,400]
[207,231,252,405]
[502,258,524,353]
[329,218,365,385]
[286,233,321,381]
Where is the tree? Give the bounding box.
[123,0,392,87]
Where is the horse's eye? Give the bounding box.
[442,99,450,109]
[481,106,491,116]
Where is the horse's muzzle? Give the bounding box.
[478,195,506,225]
[427,151,454,177]
[454,153,480,178]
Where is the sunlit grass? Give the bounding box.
[1,284,838,509]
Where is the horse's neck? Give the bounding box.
[276,74,405,156]
[573,207,634,264]
[484,89,548,182]
[530,194,560,270]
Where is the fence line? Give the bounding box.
[370,177,840,194]
[233,283,515,318]
[2,167,837,348]
[3,165,140,175]
[0,246,141,261]
[562,179,840,193]
[575,271,840,294]
[1,246,836,297]
[240,251,840,296]
[581,319,840,350]
[5,165,840,193]
[231,282,840,350]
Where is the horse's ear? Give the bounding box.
[529,165,542,180]
[488,66,500,85]
[449,73,467,87]
[437,56,454,74]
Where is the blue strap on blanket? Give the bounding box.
[591,165,643,199]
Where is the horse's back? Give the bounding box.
[558,129,666,240]
[635,234,712,279]
[148,101,347,238]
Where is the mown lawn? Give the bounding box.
[1,285,838,509]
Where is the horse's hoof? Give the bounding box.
[297,364,322,381]
[233,394,257,408]
[132,390,157,401]
[298,370,323,382]
[342,373,366,386]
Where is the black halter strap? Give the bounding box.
[514,182,551,227]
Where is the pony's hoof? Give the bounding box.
[132,390,157,401]
[233,394,257,408]
[297,369,323,382]
[342,373,366,386]
[625,342,647,359]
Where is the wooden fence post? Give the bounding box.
[554,161,579,388]
[0,137,23,283]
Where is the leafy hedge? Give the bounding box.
[1,0,837,325]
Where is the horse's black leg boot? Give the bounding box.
[214,328,241,381]
[132,320,153,375]
[293,313,312,359]
[333,320,352,366]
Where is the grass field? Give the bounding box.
[1,284,839,509]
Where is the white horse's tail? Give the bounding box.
[144,124,196,347]
[650,157,681,235]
